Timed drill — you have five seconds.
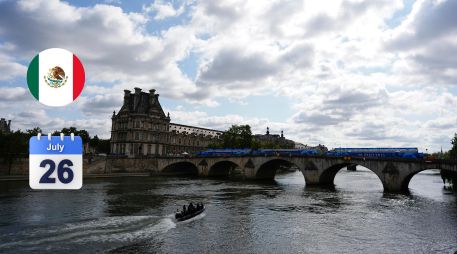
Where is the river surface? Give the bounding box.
[0,168,456,254]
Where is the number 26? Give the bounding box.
[39,159,74,184]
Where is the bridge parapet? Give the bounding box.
[156,155,457,193]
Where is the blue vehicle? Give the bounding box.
[326,148,423,159]
[195,148,252,157]
[300,149,320,155]
[196,148,321,157]
[332,147,418,153]
[195,147,423,159]
[252,149,304,156]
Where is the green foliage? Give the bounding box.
[26,127,42,136]
[89,135,100,147]
[0,130,28,158]
[53,127,90,143]
[0,127,111,159]
[89,135,111,154]
[207,142,223,149]
[96,139,111,154]
[220,125,253,148]
[208,125,294,149]
[449,133,457,160]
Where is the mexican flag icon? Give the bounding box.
[27,48,85,107]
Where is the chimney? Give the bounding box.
[123,89,131,103]
[149,89,156,108]
[133,88,141,111]
[7,120,11,128]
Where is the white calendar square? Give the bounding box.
[29,135,83,189]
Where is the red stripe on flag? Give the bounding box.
[73,54,85,100]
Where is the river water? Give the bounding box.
[0,168,456,254]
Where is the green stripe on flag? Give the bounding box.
[27,55,39,100]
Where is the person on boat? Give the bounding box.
[188,202,195,213]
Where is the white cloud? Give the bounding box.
[0,86,30,102]
[143,0,185,20]
[0,0,457,152]
[386,0,457,85]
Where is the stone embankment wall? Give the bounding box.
[105,157,158,174]
[0,157,28,175]
[0,156,163,175]
[0,156,112,175]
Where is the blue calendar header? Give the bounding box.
[29,136,83,155]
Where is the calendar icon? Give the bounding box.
[29,133,83,189]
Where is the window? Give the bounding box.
[135,132,139,140]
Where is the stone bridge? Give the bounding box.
[157,155,457,193]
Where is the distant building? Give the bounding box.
[294,142,328,152]
[254,127,295,148]
[110,88,223,157]
[0,118,11,134]
[294,142,307,149]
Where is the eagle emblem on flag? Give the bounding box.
[44,66,68,88]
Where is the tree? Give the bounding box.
[89,135,100,148]
[449,133,457,160]
[96,139,111,154]
[221,125,253,148]
[54,127,90,143]
[89,135,111,154]
[26,127,42,137]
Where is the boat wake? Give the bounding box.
[0,215,176,252]
[175,212,206,224]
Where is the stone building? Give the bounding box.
[0,118,11,134]
[110,88,223,157]
[254,127,295,148]
[294,142,328,152]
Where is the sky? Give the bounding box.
[0,0,456,152]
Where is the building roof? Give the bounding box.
[117,88,167,118]
[169,123,223,133]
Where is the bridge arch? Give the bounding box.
[209,160,242,178]
[401,166,443,192]
[319,162,384,188]
[256,158,300,180]
[161,161,198,176]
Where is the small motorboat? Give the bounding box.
[175,204,205,222]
